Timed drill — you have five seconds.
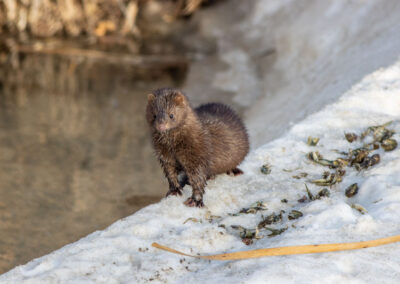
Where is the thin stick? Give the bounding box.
[152,234,400,261]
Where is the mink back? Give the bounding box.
[195,103,249,175]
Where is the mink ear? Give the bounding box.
[147,93,155,102]
[173,92,185,105]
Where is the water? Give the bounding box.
[0,53,182,273]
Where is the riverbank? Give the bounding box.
[2,58,400,283]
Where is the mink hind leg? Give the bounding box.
[177,171,189,188]
[226,167,244,176]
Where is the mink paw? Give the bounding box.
[166,188,182,197]
[184,197,204,208]
[227,168,244,176]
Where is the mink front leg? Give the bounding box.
[159,159,182,197]
[183,167,207,207]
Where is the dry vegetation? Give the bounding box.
[0,0,217,42]
[0,0,219,69]
[0,0,221,92]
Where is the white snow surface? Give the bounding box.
[183,0,400,147]
[2,62,400,283]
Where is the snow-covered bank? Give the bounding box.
[2,61,400,283]
[184,0,400,147]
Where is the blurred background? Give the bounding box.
[1,0,400,274]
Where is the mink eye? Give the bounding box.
[153,115,156,119]
[169,114,174,119]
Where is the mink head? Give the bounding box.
[146,88,189,133]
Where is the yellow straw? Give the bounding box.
[152,234,400,260]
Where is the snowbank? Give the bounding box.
[2,60,400,283]
[184,0,400,147]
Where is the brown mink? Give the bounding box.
[146,88,249,207]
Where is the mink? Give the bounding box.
[146,88,249,207]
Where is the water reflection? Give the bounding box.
[0,80,172,273]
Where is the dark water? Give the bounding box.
[0,54,183,273]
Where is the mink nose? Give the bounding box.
[157,124,167,132]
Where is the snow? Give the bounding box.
[183,0,400,147]
[2,58,400,283]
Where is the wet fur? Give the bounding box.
[146,88,249,207]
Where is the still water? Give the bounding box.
[0,56,177,272]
